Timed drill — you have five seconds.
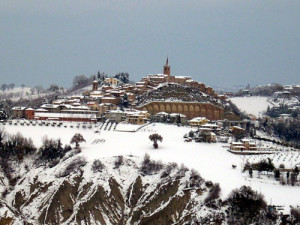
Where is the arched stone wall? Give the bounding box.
[178,104,183,113]
[200,105,207,117]
[206,105,213,120]
[160,104,166,112]
[172,104,177,113]
[189,105,195,118]
[184,105,189,113]
[153,104,159,113]
[137,102,223,120]
[166,104,171,113]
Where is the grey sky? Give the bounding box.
[1,0,299,89]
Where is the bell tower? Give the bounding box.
[92,80,98,91]
[163,57,170,77]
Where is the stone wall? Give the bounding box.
[137,101,224,120]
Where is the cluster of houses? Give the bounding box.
[85,58,226,108]
[184,119,227,143]
[11,59,229,125]
[12,103,150,125]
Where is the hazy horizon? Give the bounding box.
[1,0,299,89]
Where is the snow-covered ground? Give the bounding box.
[0,87,32,94]
[0,86,62,102]
[2,121,300,212]
[230,96,273,117]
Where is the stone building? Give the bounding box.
[137,101,224,120]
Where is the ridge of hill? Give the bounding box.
[136,83,223,107]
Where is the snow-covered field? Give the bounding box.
[0,86,60,102]
[2,122,300,212]
[230,96,273,117]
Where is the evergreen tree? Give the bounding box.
[121,93,129,108]
[249,168,253,178]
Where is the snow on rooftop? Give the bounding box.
[35,112,97,119]
[12,106,26,110]
[35,108,48,112]
[189,117,207,122]
[170,113,186,117]
[155,112,168,115]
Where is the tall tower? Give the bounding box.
[163,57,170,77]
[92,80,98,91]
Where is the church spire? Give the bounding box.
[163,57,170,77]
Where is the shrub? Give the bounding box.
[1,132,36,160]
[92,159,105,173]
[114,156,124,169]
[0,127,6,147]
[0,159,12,181]
[39,137,65,162]
[274,169,280,179]
[204,183,221,205]
[176,164,188,178]
[244,158,275,174]
[189,169,203,188]
[161,162,178,178]
[227,186,267,224]
[1,187,9,198]
[58,156,86,177]
[140,154,163,175]
[290,207,300,224]
[205,181,213,188]
[279,164,285,169]
[64,144,72,152]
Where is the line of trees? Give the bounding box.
[234,83,284,97]
[244,158,300,186]
[0,128,86,164]
[0,83,15,91]
[266,104,298,118]
[72,72,130,91]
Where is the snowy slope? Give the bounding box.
[0,86,62,102]
[230,96,273,117]
[2,122,300,213]
[0,155,223,224]
[0,87,31,94]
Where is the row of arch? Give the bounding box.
[140,102,224,120]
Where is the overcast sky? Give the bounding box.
[1,0,299,89]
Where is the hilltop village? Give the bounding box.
[2,61,300,223]
[11,59,241,126]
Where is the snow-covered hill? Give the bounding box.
[1,152,229,224]
[0,87,64,102]
[2,122,300,214]
[230,96,273,117]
